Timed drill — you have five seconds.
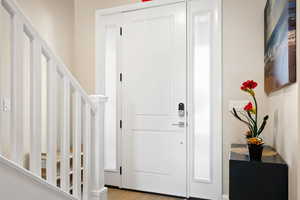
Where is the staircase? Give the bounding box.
[0,0,107,199]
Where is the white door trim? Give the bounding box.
[96,0,185,16]
[95,0,223,199]
[186,0,223,199]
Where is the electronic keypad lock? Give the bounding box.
[178,103,185,117]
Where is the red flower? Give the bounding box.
[241,85,248,91]
[244,102,253,112]
[242,80,258,90]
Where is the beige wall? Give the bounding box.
[0,3,13,158]
[15,0,75,69]
[298,2,300,199]
[10,0,74,159]
[3,0,299,198]
[74,0,139,94]
[223,0,270,196]
[73,0,283,197]
[224,1,300,199]
[266,1,300,200]
[267,86,298,200]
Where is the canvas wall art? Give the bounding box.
[264,0,296,94]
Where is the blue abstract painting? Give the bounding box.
[264,0,296,94]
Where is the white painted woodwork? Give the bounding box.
[47,59,58,185]
[192,11,212,182]
[187,0,222,199]
[0,0,108,200]
[73,91,82,198]
[96,0,185,16]
[104,25,118,171]
[120,3,187,197]
[96,12,124,187]
[61,77,71,191]
[90,95,108,200]
[30,39,42,175]
[10,13,24,165]
[0,0,11,157]
[0,155,77,200]
[96,0,222,199]
[83,103,91,200]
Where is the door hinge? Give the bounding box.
[120,27,123,36]
[120,73,123,82]
[120,166,122,175]
[120,120,122,129]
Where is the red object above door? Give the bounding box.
[142,0,152,2]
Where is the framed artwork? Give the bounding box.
[264,0,296,94]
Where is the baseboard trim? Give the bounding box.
[90,187,108,200]
[222,194,229,200]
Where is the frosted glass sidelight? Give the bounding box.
[193,13,212,182]
[104,26,118,170]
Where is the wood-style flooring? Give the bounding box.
[107,188,185,200]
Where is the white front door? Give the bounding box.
[120,3,187,197]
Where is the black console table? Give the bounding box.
[229,144,288,200]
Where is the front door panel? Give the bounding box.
[121,3,187,197]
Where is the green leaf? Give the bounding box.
[257,115,269,136]
[231,108,254,134]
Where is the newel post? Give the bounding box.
[89,95,108,200]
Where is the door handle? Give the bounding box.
[172,122,185,127]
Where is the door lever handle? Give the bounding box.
[172,122,185,127]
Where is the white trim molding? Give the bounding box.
[90,187,108,199]
[0,155,77,200]
[95,0,223,199]
[223,194,229,200]
[89,95,108,200]
[96,0,185,16]
[90,95,109,103]
[0,0,108,199]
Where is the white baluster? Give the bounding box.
[61,77,70,192]
[10,14,24,165]
[89,95,108,200]
[30,39,42,176]
[73,91,82,198]
[47,59,58,184]
[83,103,91,200]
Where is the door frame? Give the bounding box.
[95,0,223,198]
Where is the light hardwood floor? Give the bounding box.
[107,188,184,200]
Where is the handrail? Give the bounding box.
[1,0,96,111]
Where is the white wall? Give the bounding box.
[224,1,300,199]
[265,1,299,200]
[267,85,298,200]
[0,0,75,165]
[223,0,269,195]
[298,2,300,198]
[74,0,291,197]
[15,0,75,69]
[1,0,298,198]
[74,0,138,94]
[0,3,12,158]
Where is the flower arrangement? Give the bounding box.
[231,80,269,160]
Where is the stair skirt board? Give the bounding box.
[0,155,77,200]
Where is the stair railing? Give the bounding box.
[0,0,107,199]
